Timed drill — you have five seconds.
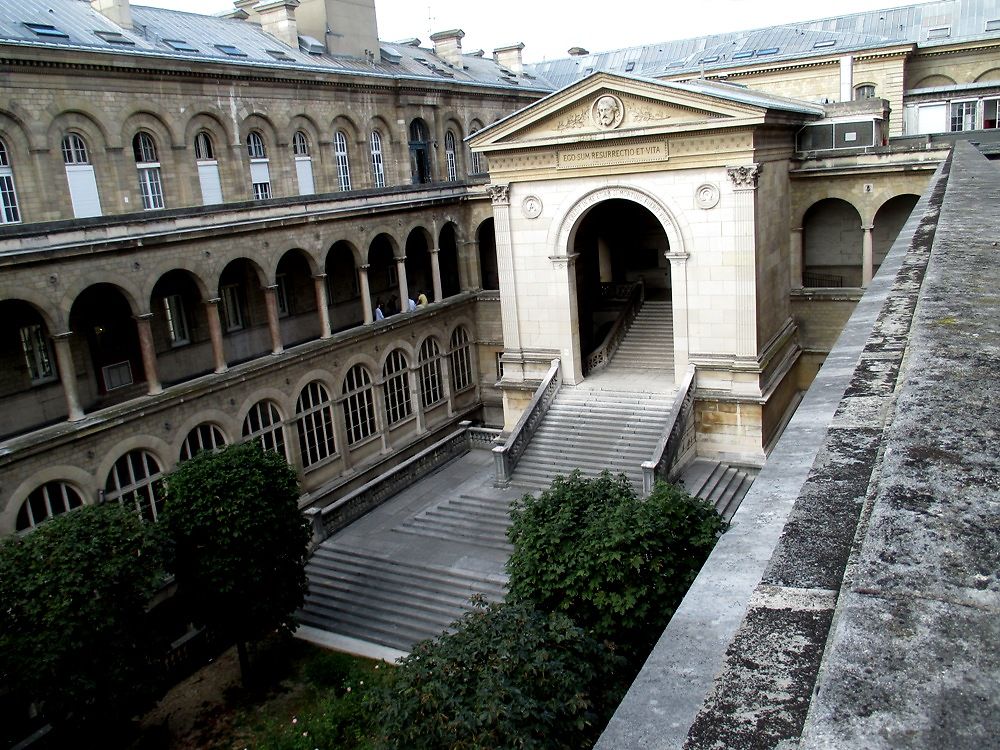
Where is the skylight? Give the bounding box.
[927,26,951,39]
[813,40,836,49]
[95,30,135,46]
[625,61,635,72]
[699,55,720,63]
[266,49,293,61]
[757,47,779,56]
[164,39,198,52]
[215,44,248,57]
[987,19,1000,32]
[23,22,69,39]
[733,50,754,60]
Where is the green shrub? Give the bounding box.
[375,599,620,750]
[506,470,726,663]
[159,441,310,683]
[0,503,165,732]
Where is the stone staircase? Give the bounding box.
[604,299,674,373]
[511,386,675,491]
[676,457,756,522]
[395,490,513,551]
[299,544,507,652]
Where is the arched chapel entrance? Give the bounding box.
[569,198,673,379]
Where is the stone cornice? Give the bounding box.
[0,49,545,101]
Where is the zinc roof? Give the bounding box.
[0,0,547,92]
[528,0,1000,89]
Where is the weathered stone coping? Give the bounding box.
[597,146,954,748]
[304,422,473,544]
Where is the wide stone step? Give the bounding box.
[675,458,757,522]
[310,546,506,598]
[299,548,509,652]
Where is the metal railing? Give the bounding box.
[802,271,845,288]
[585,280,644,374]
[492,358,562,487]
[641,364,697,495]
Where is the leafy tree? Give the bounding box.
[506,470,726,664]
[0,503,165,734]
[160,441,310,683]
[375,599,621,750]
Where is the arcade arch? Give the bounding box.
[570,198,672,372]
[802,198,863,287]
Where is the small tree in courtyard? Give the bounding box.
[506,470,726,666]
[0,503,165,735]
[376,599,621,750]
[160,441,310,683]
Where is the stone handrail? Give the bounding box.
[468,426,503,449]
[492,358,562,487]
[642,364,697,495]
[304,421,472,545]
[585,280,645,374]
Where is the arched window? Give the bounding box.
[292,130,310,156]
[370,130,386,188]
[0,139,20,224]
[408,119,432,184]
[334,130,352,191]
[61,133,89,164]
[854,84,877,100]
[470,128,484,174]
[445,130,458,181]
[62,133,102,218]
[450,326,473,392]
[194,131,215,161]
[247,131,271,199]
[132,132,163,210]
[194,131,223,205]
[104,449,164,522]
[246,131,267,159]
[242,399,287,460]
[16,481,84,532]
[418,337,443,407]
[296,381,336,468]
[179,422,227,462]
[292,130,315,195]
[382,349,412,425]
[342,364,376,445]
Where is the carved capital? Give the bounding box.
[487,183,510,205]
[548,253,579,269]
[726,163,762,190]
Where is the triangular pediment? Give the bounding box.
[470,72,821,152]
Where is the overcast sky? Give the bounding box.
[136,0,924,62]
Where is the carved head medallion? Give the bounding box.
[592,94,624,129]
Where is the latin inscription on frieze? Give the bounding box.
[557,142,668,169]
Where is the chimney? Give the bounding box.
[430,28,465,68]
[568,46,589,57]
[493,42,525,75]
[90,0,132,29]
[233,0,261,22]
[255,0,300,48]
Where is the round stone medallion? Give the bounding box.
[591,94,625,129]
[522,195,543,219]
[695,183,720,209]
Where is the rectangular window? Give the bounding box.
[102,361,133,390]
[0,172,20,223]
[221,285,244,331]
[250,160,271,200]
[950,100,977,132]
[65,164,102,218]
[19,325,55,382]
[294,156,315,196]
[163,39,198,52]
[983,99,999,129]
[23,22,69,38]
[495,351,504,380]
[162,294,190,345]
[387,264,398,286]
[138,166,164,210]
